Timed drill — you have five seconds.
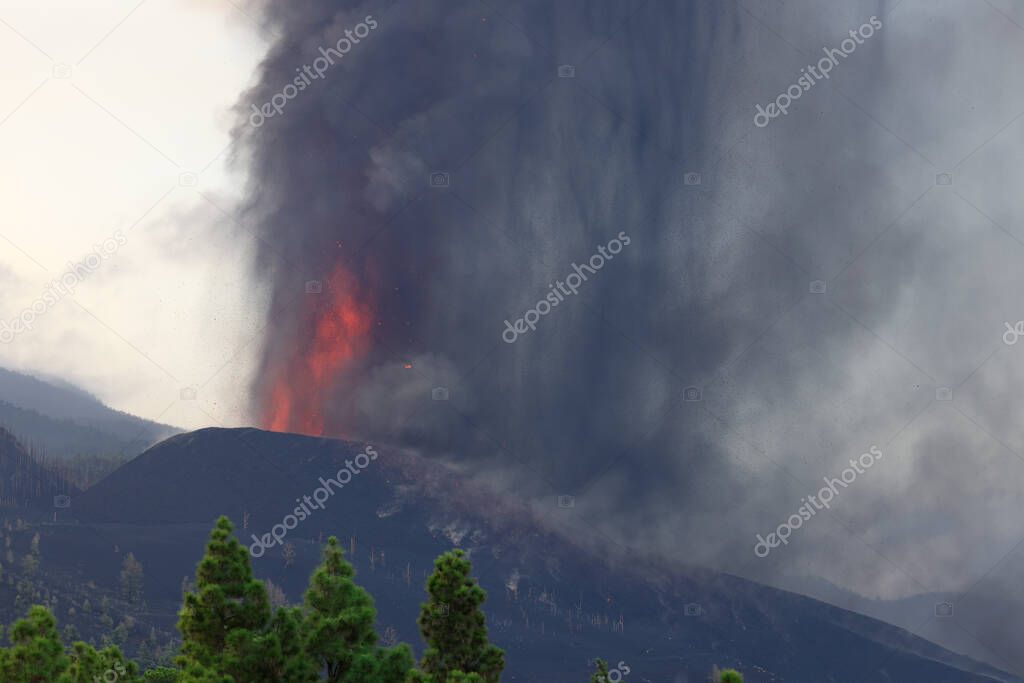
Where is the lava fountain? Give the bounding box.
[262,266,373,436]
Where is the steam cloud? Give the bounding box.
[235,0,1024,673]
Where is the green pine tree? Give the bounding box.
[413,550,504,683]
[270,606,319,682]
[221,606,318,683]
[0,605,69,683]
[350,644,416,683]
[177,516,275,682]
[590,659,610,682]
[304,536,412,683]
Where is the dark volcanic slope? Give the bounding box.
[74,428,1020,683]
[74,428,361,524]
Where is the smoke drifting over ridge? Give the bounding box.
[235,0,1024,672]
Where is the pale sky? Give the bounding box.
[0,0,269,429]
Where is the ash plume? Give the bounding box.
[234,0,1024,674]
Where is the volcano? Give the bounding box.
[64,427,1021,683]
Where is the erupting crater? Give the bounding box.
[263,266,373,436]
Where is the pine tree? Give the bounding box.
[112,620,130,647]
[281,542,296,568]
[136,637,154,670]
[269,607,318,682]
[177,516,272,681]
[304,536,375,679]
[120,553,145,605]
[19,553,38,577]
[349,645,418,683]
[413,550,504,683]
[219,605,318,683]
[0,605,69,683]
[590,659,610,682]
[303,536,413,683]
[264,579,288,609]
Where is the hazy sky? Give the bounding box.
[0,0,267,430]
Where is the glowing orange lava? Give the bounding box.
[263,266,373,436]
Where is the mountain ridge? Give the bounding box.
[68,427,1021,683]
[0,367,178,458]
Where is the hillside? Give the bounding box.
[0,427,78,509]
[0,367,178,458]
[65,427,1020,683]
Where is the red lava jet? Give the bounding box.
[262,266,373,436]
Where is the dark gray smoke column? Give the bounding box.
[235,0,1024,675]
[236,0,755,490]
[234,0,898,567]
[235,0,912,641]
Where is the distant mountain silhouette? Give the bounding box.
[0,367,178,458]
[71,428,1021,683]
